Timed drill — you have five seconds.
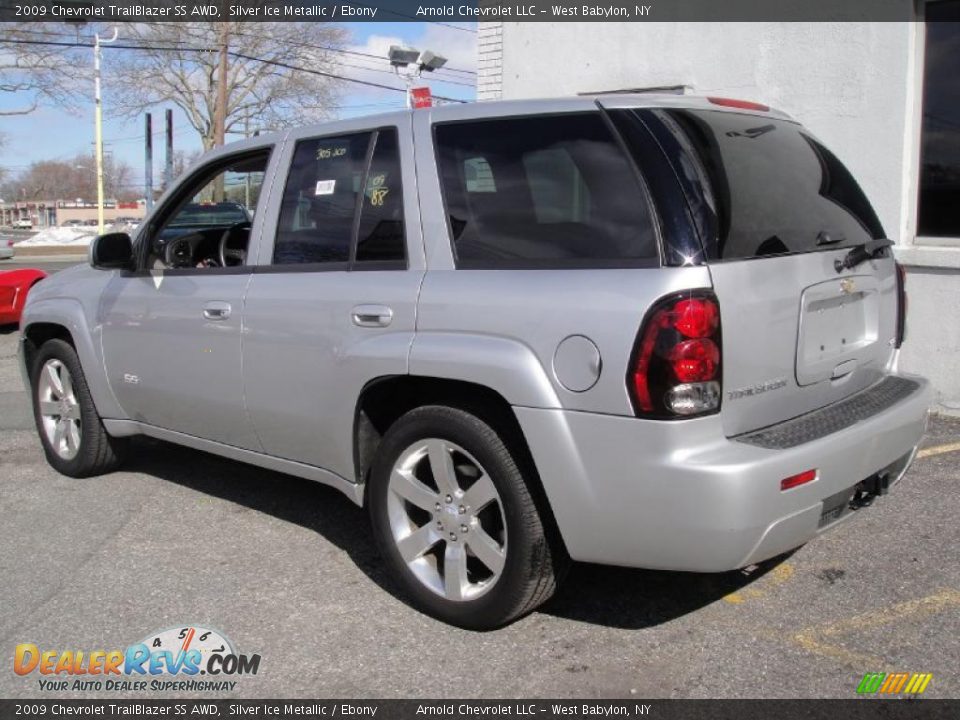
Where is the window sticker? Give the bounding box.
[315,180,336,196]
[367,173,389,207]
[317,146,347,160]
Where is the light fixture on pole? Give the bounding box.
[387,45,448,109]
[94,27,118,234]
[417,51,448,73]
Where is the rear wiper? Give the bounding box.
[834,237,895,273]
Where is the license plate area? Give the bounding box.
[817,450,914,528]
[797,275,880,386]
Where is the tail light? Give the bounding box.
[895,262,907,348]
[628,292,722,418]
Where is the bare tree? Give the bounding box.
[107,22,347,151]
[0,24,86,115]
[169,149,202,183]
[3,153,136,202]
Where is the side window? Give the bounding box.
[435,112,659,268]
[356,129,406,264]
[273,133,371,265]
[272,128,406,266]
[522,147,590,223]
[146,152,268,270]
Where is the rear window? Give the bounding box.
[435,113,659,268]
[649,109,884,261]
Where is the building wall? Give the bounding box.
[56,207,145,225]
[1,203,145,228]
[477,22,503,101]
[478,21,960,414]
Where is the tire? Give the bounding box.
[31,338,124,477]
[368,405,564,629]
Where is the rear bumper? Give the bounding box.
[516,373,932,572]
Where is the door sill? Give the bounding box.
[102,419,363,505]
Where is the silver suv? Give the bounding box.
[19,96,931,629]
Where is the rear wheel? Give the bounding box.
[31,339,124,477]
[368,405,564,629]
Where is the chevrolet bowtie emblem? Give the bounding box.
[840,278,856,295]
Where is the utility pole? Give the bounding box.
[164,108,174,190]
[214,21,229,148]
[213,18,229,202]
[144,113,153,211]
[244,115,251,209]
[94,27,118,234]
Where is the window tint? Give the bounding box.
[435,113,658,268]
[649,109,884,260]
[273,133,371,265]
[918,1,960,238]
[356,129,405,263]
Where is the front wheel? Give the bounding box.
[368,405,564,629]
[31,338,124,477]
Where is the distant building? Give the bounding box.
[0,200,145,229]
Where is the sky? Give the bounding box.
[0,21,477,199]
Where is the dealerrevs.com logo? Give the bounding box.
[14,625,261,693]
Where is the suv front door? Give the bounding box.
[100,145,276,449]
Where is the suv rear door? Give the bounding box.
[606,103,900,435]
[241,117,422,481]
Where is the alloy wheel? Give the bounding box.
[37,359,82,461]
[386,438,507,602]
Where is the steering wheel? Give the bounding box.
[219,222,252,267]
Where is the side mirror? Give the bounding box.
[89,232,133,270]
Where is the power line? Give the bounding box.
[237,31,476,76]
[227,50,467,101]
[1,37,472,100]
[13,25,478,78]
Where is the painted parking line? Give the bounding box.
[917,441,960,460]
[723,563,794,605]
[789,588,960,668]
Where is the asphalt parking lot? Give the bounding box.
[1,307,958,699]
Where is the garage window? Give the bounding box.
[918,0,960,239]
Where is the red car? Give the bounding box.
[0,269,47,326]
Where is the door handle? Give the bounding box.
[203,301,232,321]
[351,304,393,328]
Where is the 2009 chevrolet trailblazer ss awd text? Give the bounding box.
[20,96,931,628]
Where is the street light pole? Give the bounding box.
[94,27,118,234]
[387,46,447,109]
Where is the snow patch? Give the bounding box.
[17,227,97,247]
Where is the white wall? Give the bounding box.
[493,22,914,238]
[479,21,960,413]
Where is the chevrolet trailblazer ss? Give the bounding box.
[20,96,930,628]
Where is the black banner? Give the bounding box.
[0,0,923,24]
[1,700,960,720]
